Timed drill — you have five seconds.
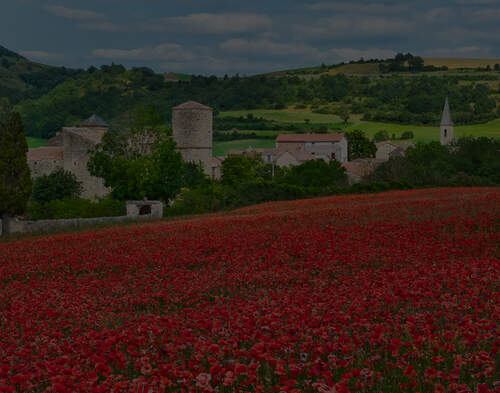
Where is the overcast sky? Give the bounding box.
[2,0,500,75]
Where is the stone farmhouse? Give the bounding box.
[27,115,109,199]
[226,133,348,169]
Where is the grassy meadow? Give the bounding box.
[219,108,500,144]
[27,137,47,148]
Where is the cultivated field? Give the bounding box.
[219,109,500,143]
[424,58,500,69]
[0,188,498,392]
[26,137,48,148]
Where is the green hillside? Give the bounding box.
[0,45,87,104]
[0,45,498,144]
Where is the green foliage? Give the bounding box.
[335,106,350,124]
[345,129,377,160]
[26,198,125,220]
[374,130,390,142]
[31,168,83,204]
[279,159,347,188]
[89,139,187,201]
[0,105,32,216]
[221,153,271,185]
[400,130,414,140]
[369,137,500,186]
[89,104,206,201]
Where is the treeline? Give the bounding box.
[14,64,500,138]
[370,137,500,186]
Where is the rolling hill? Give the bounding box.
[0,45,83,104]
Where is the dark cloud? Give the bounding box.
[1,0,498,75]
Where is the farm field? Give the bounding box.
[26,137,47,148]
[0,188,499,392]
[219,109,500,142]
[213,139,275,156]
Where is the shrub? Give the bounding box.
[400,131,414,140]
[26,198,126,220]
[31,168,83,204]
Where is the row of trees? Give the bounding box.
[16,64,500,138]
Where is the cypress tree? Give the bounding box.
[0,105,32,217]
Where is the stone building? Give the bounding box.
[375,141,413,161]
[172,101,213,174]
[27,115,109,199]
[275,133,348,163]
[440,97,454,145]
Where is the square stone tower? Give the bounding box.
[172,101,213,174]
[440,97,454,145]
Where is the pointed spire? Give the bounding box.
[441,97,453,126]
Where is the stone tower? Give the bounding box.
[440,97,454,145]
[172,101,213,174]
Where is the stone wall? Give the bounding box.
[2,202,164,235]
[29,158,63,178]
[126,201,163,219]
[63,130,108,199]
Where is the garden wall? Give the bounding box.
[2,201,163,235]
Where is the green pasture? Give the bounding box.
[219,109,342,124]
[219,109,500,142]
[27,137,47,148]
[213,139,275,157]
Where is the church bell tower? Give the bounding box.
[440,97,454,145]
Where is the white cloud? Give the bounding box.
[220,39,319,57]
[77,21,124,32]
[307,2,410,14]
[422,46,491,57]
[294,16,414,39]
[92,44,196,62]
[144,13,272,34]
[44,5,104,21]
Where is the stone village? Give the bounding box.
[26,99,455,200]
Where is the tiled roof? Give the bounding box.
[81,115,109,128]
[342,158,385,178]
[276,133,344,143]
[27,147,64,161]
[172,101,212,110]
[63,127,106,144]
[375,141,398,148]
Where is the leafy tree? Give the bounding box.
[374,130,390,142]
[400,131,414,140]
[89,105,205,201]
[221,153,270,186]
[335,107,350,124]
[345,130,377,160]
[0,104,32,217]
[89,139,187,201]
[280,159,347,187]
[31,168,83,204]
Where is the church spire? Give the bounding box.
[441,97,453,126]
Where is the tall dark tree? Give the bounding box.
[0,104,32,217]
[345,130,377,160]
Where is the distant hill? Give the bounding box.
[424,58,500,69]
[0,45,82,104]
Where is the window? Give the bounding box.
[139,205,152,215]
[444,129,447,137]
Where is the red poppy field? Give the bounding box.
[1,188,499,393]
